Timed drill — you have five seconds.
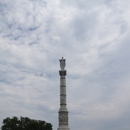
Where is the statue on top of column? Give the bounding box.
[59,57,66,70]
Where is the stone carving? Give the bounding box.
[59,57,66,70]
[59,114,68,123]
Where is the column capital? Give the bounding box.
[59,70,67,76]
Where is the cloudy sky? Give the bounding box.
[0,0,130,130]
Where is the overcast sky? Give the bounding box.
[0,0,130,130]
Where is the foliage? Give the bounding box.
[1,116,52,130]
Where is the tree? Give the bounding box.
[1,116,52,130]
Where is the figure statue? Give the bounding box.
[59,57,66,70]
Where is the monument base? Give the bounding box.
[57,125,70,130]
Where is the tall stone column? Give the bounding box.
[57,57,70,130]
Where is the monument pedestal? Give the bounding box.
[57,126,70,130]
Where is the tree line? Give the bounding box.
[1,116,52,130]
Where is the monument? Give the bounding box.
[57,57,70,130]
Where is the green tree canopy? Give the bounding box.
[1,116,52,130]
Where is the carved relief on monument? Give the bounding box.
[59,114,68,124]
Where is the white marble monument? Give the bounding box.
[57,57,70,130]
